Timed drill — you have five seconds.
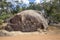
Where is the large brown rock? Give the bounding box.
[5,10,48,32]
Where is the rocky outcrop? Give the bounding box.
[5,10,48,32]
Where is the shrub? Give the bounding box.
[0,19,4,25]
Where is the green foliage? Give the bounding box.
[0,19,4,25]
[15,5,20,13]
[0,12,13,25]
[43,0,60,22]
[26,2,42,11]
[0,12,13,24]
[0,12,12,20]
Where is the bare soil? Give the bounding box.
[0,34,60,40]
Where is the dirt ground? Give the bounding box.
[0,26,60,40]
[0,34,60,40]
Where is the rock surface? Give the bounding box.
[4,10,48,32]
